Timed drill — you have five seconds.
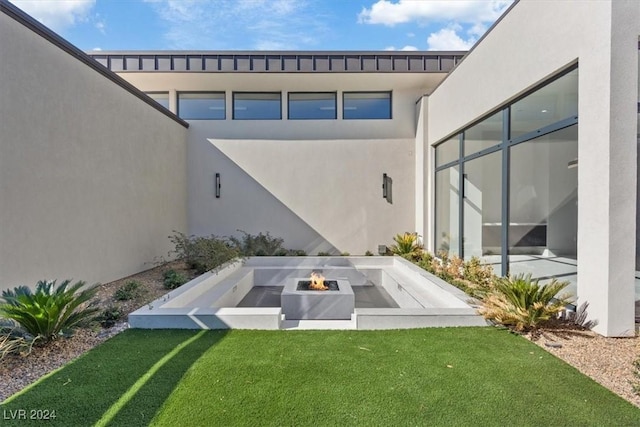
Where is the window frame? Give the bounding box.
[177,91,226,120]
[145,91,170,110]
[342,91,392,120]
[287,92,337,120]
[232,92,282,120]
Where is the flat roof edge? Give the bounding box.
[88,51,467,73]
[0,0,189,129]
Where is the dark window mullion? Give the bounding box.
[458,132,465,258]
[501,107,511,277]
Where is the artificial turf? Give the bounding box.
[1,328,639,426]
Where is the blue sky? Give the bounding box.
[9,0,513,52]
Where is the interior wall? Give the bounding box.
[0,11,188,291]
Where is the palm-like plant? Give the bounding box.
[390,232,423,259]
[478,274,572,332]
[0,280,99,342]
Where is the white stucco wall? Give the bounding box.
[427,0,640,336]
[117,71,442,254]
[0,12,188,291]
[187,122,416,254]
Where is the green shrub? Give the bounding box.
[163,270,188,289]
[114,280,145,301]
[364,250,374,256]
[317,251,331,256]
[98,305,124,328]
[169,231,240,274]
[0,280,99,342]
[478,274,573,332]
[341,252,350,256]
[228,230,285,256]
[415,252,495,298]
[390,232,423,259]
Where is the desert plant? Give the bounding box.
[114,280,145,301]
[0,325,37,359]
[317,251,331,256]
[632,359,640,396]
[365,250,374,256]
[98,305,124,328]
[0,280,99,342]
[390,232,423,259]
[228,230,285,256]
[163,269,188,289]
[414,252,495,298]
[478,274,573,332]
[169,231,240,274]
[341,252,350,256]
[287,249,307,256]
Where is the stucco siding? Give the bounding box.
[427,0,640,336]
[0,12,188,290]
[187,121,415,254]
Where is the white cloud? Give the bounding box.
[426,27,475,50]
[92,47,102,51]
[144,0,328,50]
[9,0,96,32]
[384,45,419,51]
[359,0,512,27]
[94,16,106,35]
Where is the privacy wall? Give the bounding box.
[0,8,188,291]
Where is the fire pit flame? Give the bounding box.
[309,272,328,291]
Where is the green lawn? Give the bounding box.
[1,328,639,426]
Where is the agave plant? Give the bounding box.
[390,232,423,259]
[478,273,572,332]
[0,280,99,342]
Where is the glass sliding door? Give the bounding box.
[508,125,578,285]
[435,166,460,255]
[432,66,577,282]
[462,151,502,273]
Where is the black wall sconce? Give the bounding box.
[382,173,393,204]
[215,173,221,198]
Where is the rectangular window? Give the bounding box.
[435,136,460,167]
[435,166,460,256]
[288,92,336,120]
[343,91,391,119]
[178,92,225,120]
[146,92,169,110]
[233,92,281,120]
[510,69,578,139]
[464,111,502,156]
[462,151,502,268]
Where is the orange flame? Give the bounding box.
[309,272,328,290]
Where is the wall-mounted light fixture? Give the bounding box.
[567,159,578,169]
[382,173,393,204]
[215,173,221,198]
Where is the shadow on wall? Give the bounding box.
[188,141,340,255]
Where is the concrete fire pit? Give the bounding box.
[281,278,354,320]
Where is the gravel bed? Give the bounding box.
[1,265,639,408]
[0,261,195,402]
[528,327,640,407]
